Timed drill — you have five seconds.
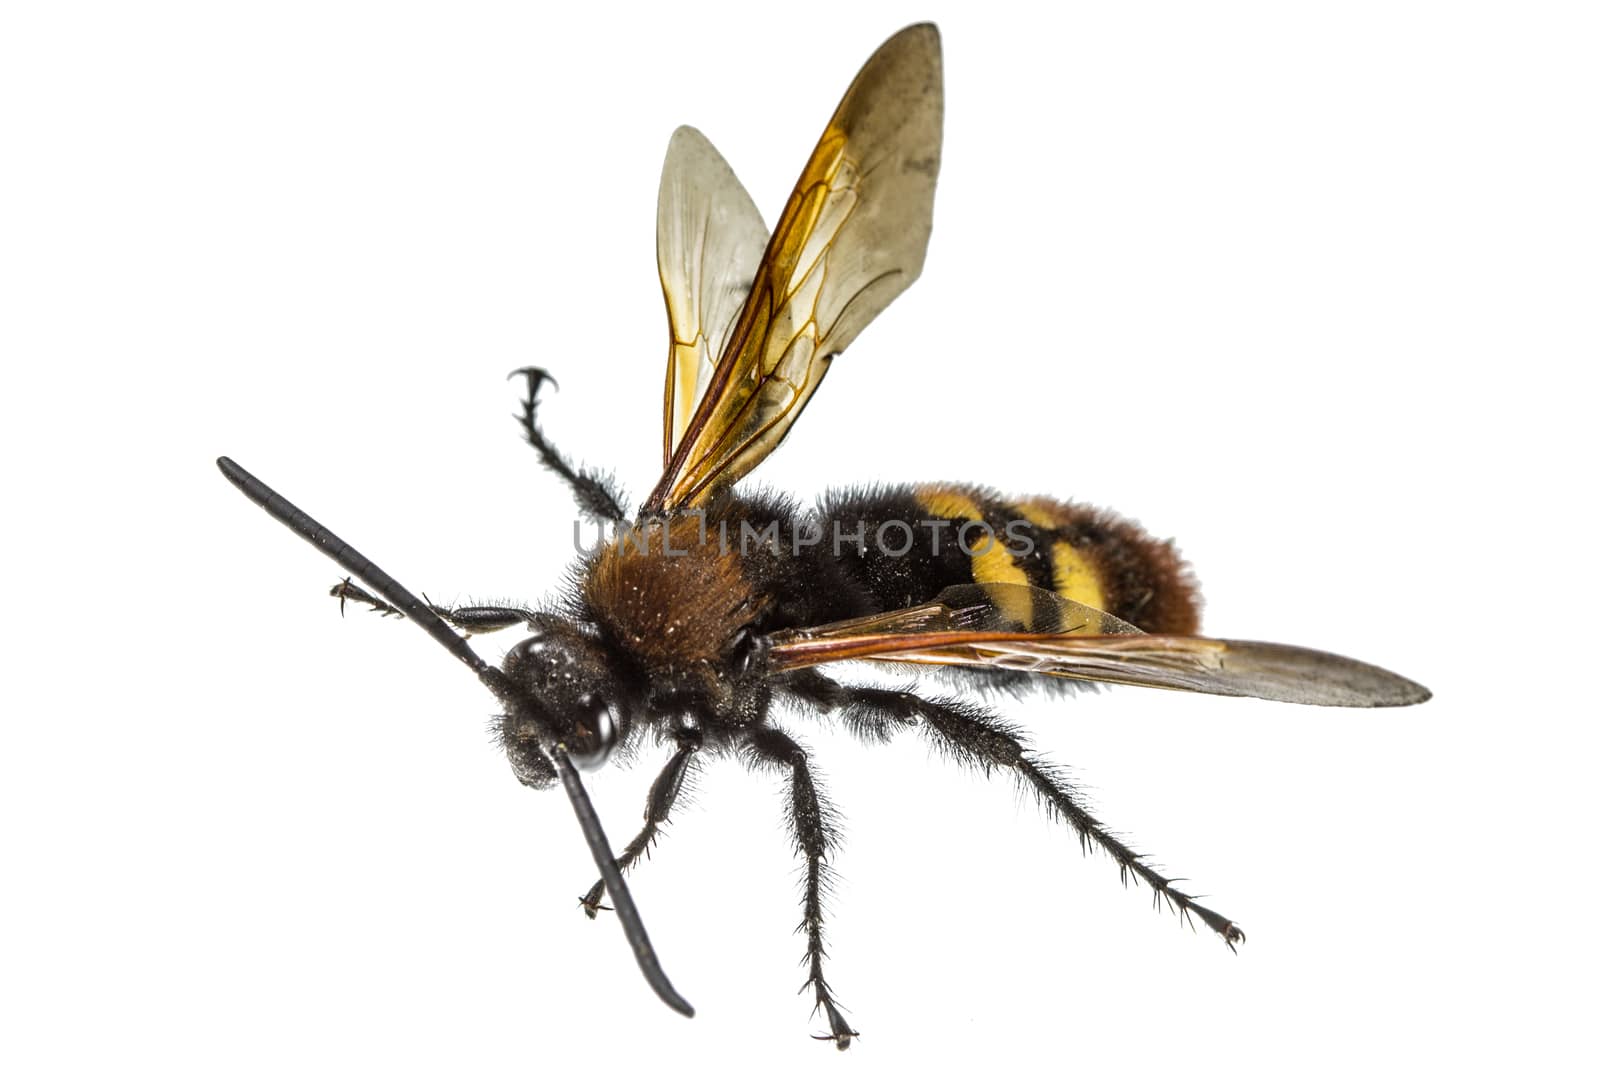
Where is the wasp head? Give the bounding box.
[496,614,635,787]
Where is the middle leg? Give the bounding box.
[743,725,857,1050]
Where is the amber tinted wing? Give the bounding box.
[767,584,1432,708]
[644,23,943,512]
[657,126,770,466]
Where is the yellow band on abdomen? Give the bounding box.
[1013,501,1106,610]
[915,488,1034,624]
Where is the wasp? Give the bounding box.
[218,23,1429,1049]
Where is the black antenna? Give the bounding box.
[549,747,694,1015]
[215,456,694,1018]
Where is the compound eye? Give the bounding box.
[566,693,618,770]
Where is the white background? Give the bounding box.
[4,2,1596,1064]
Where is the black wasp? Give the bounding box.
[219,23,1429,1049]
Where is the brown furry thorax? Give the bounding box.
[584,511,768,668]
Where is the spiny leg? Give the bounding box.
[744,725,856,1050]
[508,367,625,523]
[784,673,1245,948]
[330,578,540,635]
[580,732,701,917]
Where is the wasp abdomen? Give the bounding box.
[819,485,1201,635]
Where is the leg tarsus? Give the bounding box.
[809,992,858,1050]
[331,577,402,618]
[744,725,858,1049]
[509,365,559,403]
[1010,757,1245,946]
[508,366,626,523]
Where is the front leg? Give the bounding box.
[744,725,857,1050]
[330,578,539,635]
[580,732,701,917]
[508,367,626,523]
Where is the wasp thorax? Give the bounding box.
[497,615,632,785]
[640,627,769,730]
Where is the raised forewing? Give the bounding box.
[645,23,943,512]
[766,584,1433,709]
[657,126,769,466]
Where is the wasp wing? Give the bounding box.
[644,23,943,512]
[657,126,770,466]
[766,584,1432,708]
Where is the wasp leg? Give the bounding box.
[580,733,701,917]
[329,579,540,635]
[329,577,403,618]
[788,676,1246,949]
[426,605,541,635]
[508,366,626,523]
[744,726,857,1050]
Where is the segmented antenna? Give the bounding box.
[215,456,694,1018]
